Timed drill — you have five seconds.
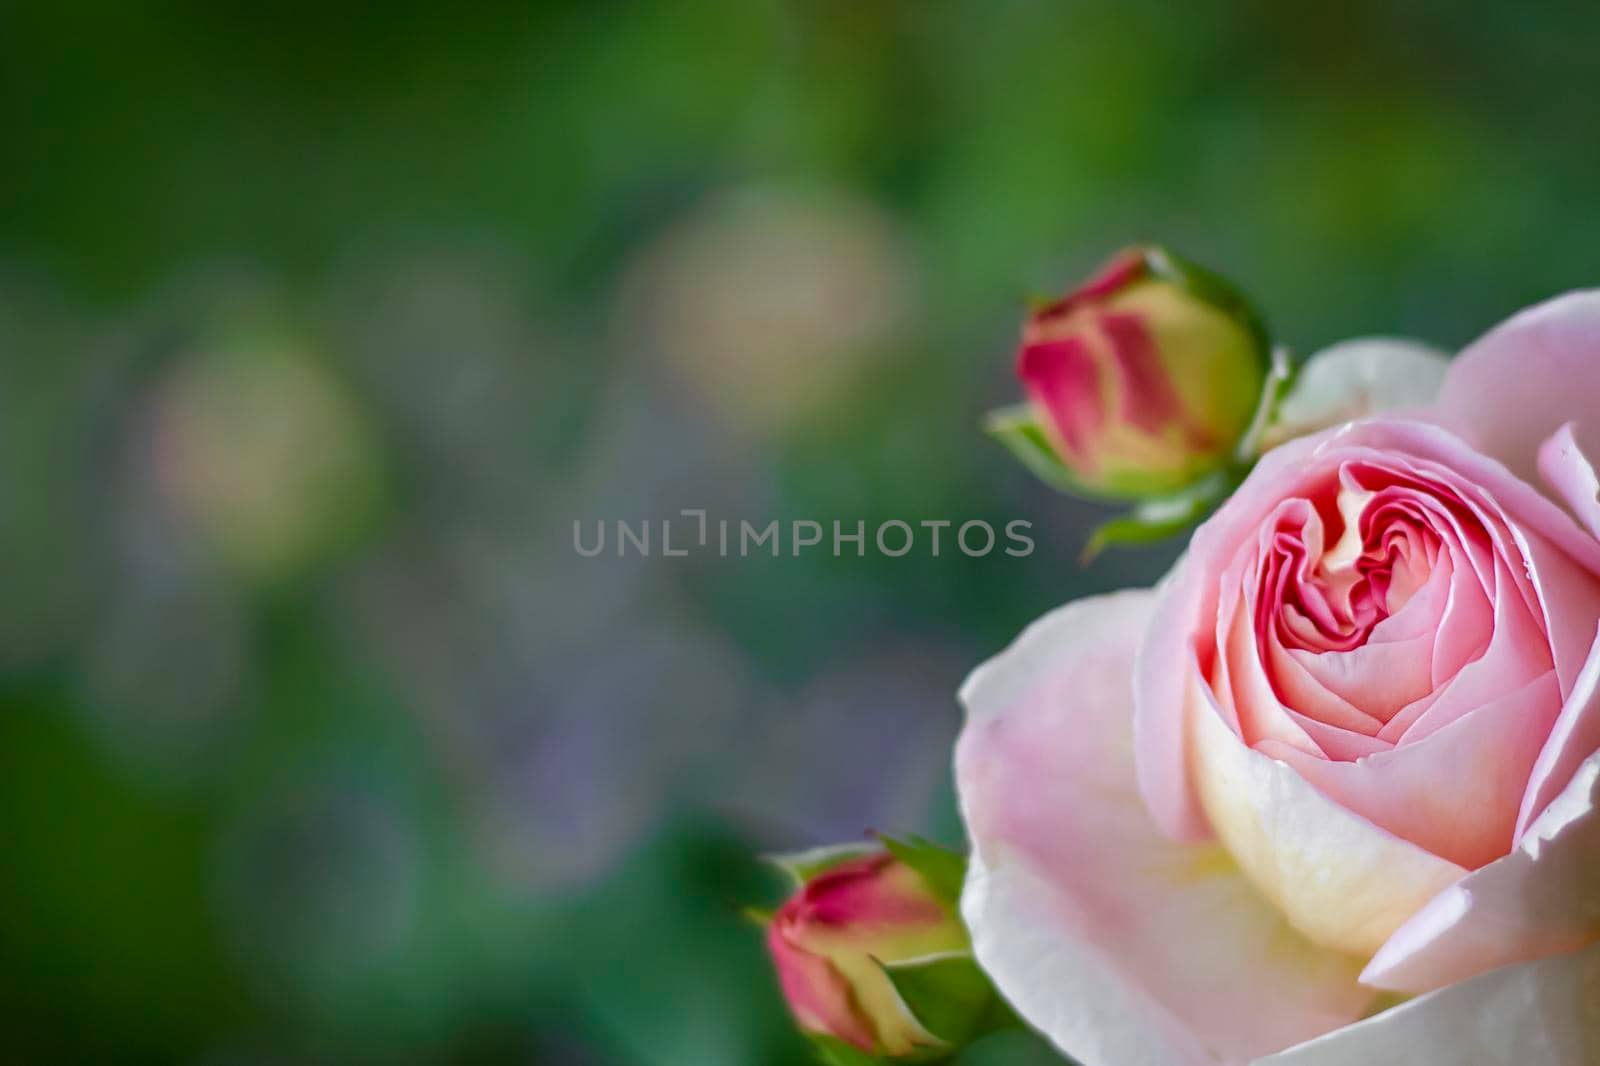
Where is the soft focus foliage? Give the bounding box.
[2,2,1600,1063]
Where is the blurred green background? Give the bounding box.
[2,2,1597,1063]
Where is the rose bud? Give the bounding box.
[989,245,1273,500]
[761,840,1002,1060]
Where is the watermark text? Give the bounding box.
[573,511,1034,558]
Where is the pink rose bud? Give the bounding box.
[761,841,998,1059]
[993,245,1272,500]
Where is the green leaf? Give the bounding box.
[875,835,966,906]
[766,841,881,886]
[879,953,997,1047]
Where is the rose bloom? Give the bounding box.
[957,292,1600,1065]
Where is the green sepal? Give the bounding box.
[984,404,1091,496]
[810,1030,951,1065]
[873,834,966,908]
[766,841,881,886]
[985,403,1231,503]
[1081,468,1237,562]
[1233,344,1296,464]
[810,1035,886,1066]
[808,1029,958,1065]
[741,905,776,927]
[1023,291,1061,315]
[1082,504,1206,562]
[877,953,998,1048]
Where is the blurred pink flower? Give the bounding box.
[766,848,967,1056]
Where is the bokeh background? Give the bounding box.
[3,3,1599,1063]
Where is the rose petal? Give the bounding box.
[1138,419,1600,842]
[1360,746,1600,995]
[1189,671,1468,956]
[958,591,1370,1066]
[1434,289,1600,488]
[787,856,963,960]
[1266,338,1450,449]
[1515,516,1600,705]
[1378,554,1551,747]
[1217,515,1326,754]
[1282,542,1453,721]
[1267,669,1560,870]
[1539,422,1600,541]
[768,926,877,1051]
[1521,627,1600,838]
[1256,939,1600,1065]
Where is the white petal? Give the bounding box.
[1189,666,1468,957]
[1265,338,1450,448]
[1257,939,1600,1065]
[958,591,1370,1066]
[1539,421,1600,541]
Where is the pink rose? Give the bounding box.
[957,293,1600,1064]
